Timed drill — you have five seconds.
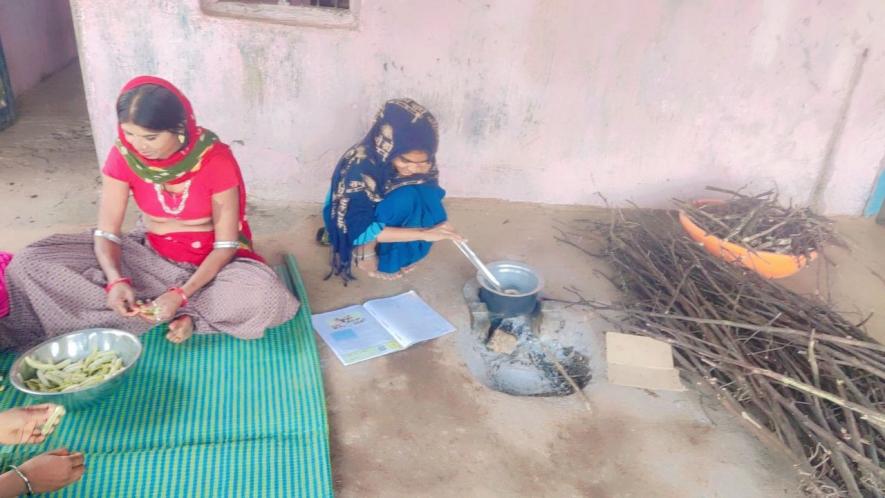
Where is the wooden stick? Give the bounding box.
[538,340,593,414]
[601,308,885,353]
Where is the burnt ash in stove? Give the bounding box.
[458,278,592,397]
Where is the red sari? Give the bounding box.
[103,76,262,265]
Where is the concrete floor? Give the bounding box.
[4,63,885,497]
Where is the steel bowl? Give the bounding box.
[477,261,544,316]
[9,328,143,409]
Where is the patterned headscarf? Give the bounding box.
[326,99,440,282]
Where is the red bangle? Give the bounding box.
[168,287,189,307]
[104,277,131,293]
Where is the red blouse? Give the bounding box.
[100,144,262,265]
[102,145,241,219]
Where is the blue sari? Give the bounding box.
[374,183,447,273]
[324,99,441,282]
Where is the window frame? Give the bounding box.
[200,0,359,30]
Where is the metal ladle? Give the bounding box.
[452,240,505,292]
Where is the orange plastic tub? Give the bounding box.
[678,200,816,279]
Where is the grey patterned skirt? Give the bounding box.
[0,230,299,351]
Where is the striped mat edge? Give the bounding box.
[1,253,334,497]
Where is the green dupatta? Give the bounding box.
[115,130,219,184]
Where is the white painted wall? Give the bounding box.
[0,0,77,96]
[69,0,885,214]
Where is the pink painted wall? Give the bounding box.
[0,0,77,96]
[69,0,885,214]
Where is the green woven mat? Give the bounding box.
[0,254,333,497]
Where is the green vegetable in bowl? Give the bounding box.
[24,350,125,392]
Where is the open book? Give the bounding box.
[311,291,456,366]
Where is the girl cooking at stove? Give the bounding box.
[322,99,464,282]
[0,76,298,349]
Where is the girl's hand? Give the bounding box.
[421,222,465,242]
[106,283,138,317]
[0,404,59,445]
[17,448,86,494]
[136,291,185,324]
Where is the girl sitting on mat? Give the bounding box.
[322,99,464,282]
[0,76,297,349]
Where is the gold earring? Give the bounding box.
[177,134,186,144]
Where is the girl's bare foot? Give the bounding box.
[368,269,402,280]
[400,264,418,275]
[355,253,403,280]
[166,315,194,344]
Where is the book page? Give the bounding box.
[311,305,404,366]
[363,291,456,347]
